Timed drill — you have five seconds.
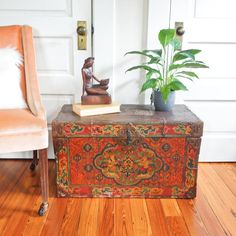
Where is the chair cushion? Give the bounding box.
[0,109,48,153]
[0,47,27,109]
[0,109,47,135]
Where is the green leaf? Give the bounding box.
[158,29,176,48]
[146,71,153,80]
[143,49,162,57]
[125,50,154,59]
[168,80,188,91]
[126,65,161,74]
[175,75,194,81]
[173,52,195,62]
[180,49,201,55]
[160,86,171,103]
[183,61,209,68]
[147,57,162,65]
[171,38,181,51]
[176,71,199,79]
[169,63,184,71]
[141,79,157,92]
[169,61,208,71]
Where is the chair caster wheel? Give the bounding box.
[38,202,49,216]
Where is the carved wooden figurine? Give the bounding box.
[81,57,112,105]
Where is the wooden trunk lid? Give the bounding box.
[52,104,203,138]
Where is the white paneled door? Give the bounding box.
[0,0,92,158]
[148,0,236,161]
[170,0,236,161]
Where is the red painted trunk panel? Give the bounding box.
[52,105,203,198]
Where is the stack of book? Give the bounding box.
[72,103,120,117]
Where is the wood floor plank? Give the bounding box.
[22,161,56,236]
[0,161,235,235]
[2,189,40,236]
[0,160,27,207]
[59,198,83,236]
[161,199,190,236]
[194,186,227,236]
[200,164,236,206]
[0,161,8,181]
[0,161,40,235]
[114,199,134,236]
[130,199,152,236]
[97,199,114,236]
[211,163,236,196]
[198,164,236,235]
[40,198,68,236]
[161,199,181,216]
[165,216,190,236]
[143,199,154,236]
[177,199,208,236]
[76,198,99,236]
[145,199,169,236]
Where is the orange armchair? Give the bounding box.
[0,25,49,216]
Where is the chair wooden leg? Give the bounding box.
[38,148,49,216]
[30,150,38,171]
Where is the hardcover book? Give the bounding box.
[72,103,120,117]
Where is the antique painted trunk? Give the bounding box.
[52,105,203,198]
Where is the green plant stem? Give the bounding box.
[165,45,170,86]
[162,47,166,88]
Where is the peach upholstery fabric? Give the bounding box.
[0,25,48,153]
[22,26,46,118]
[0,109,48,152]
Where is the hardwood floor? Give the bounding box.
[0,160,235,236]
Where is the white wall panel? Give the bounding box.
[194,0,236,19]
[42,94,74,123]
[200,135,236,162]
[35,37,73,75]
[176,79,236,101]
[185,101,236,132]
[114,0,148,104]
[39,76,76,94]
[0,0,72,16]
[187,43,236,79]
[93,0,149,104]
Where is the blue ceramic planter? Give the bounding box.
[153,90,175,111]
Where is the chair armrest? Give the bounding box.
[22,25,46,120]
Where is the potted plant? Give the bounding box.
[125,29,208,111]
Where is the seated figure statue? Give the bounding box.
[81,57,111,104]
